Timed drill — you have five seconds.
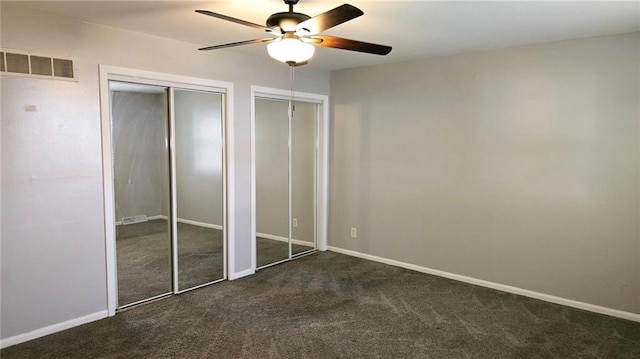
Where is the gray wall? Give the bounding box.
[1,4,329,341]
[291,102,316,243]
[112,91,168,222]
[329,32,639,314]
[255,99,316,242]
[112,89,224,227]
[255,98,289,238]
[175,90,224,226]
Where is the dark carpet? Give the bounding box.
[2,252,638,358]
[116,220,225,305]
[256,236,314,268]
[116,220,314,305]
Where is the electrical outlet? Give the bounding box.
[350,227,357,238]
[293,218,298,228]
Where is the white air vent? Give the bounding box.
[1,50,75,80]
[53,58,74,78]
[6,52,29,74]
[121,215,148,225]
[30,55,53,76]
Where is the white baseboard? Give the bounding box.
[176,218,223,230]
[115,215,167,226]
[229,268,254,280]
[148,215,167,221]
[0,310,109,349]
[115,216,222,230]
[256,232,286,242]
[256,232,315,247]
[327,246,640,323]
[292,239,314,247]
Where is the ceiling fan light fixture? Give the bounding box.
[197,1,392,64]
[267,36,315,65]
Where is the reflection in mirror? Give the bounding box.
[175,89,225,291]
[110,81,172,307]
[255,98,290,268]
[291,101,317,256]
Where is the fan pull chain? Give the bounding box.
[289,64,296,119]
[289,64,295,102]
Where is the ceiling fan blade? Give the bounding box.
[311,35,392,55]
[196,10,279,35]
[296,4,363,35]
[198,38,275,51]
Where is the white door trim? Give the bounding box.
[250,86,329,271]
[98,64,234,316]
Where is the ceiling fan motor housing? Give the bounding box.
[267,12,311,32]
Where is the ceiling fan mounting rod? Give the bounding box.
[284,0,299,13]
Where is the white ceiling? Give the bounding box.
[6,0,640,71]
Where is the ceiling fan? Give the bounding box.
[196,0,392,66]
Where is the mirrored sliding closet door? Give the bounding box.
[254,97,318,269]
[109,80,226,310]
[173,89,225,291]
[290,101,317,257]
[111,82,172,307]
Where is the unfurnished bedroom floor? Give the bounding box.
[2,251,638,358]
[116,219,314,305]
[116,219,225,304]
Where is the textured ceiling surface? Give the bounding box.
[5,0,640,70]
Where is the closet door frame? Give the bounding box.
[99,65,235,316]
[250,86,329,271]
